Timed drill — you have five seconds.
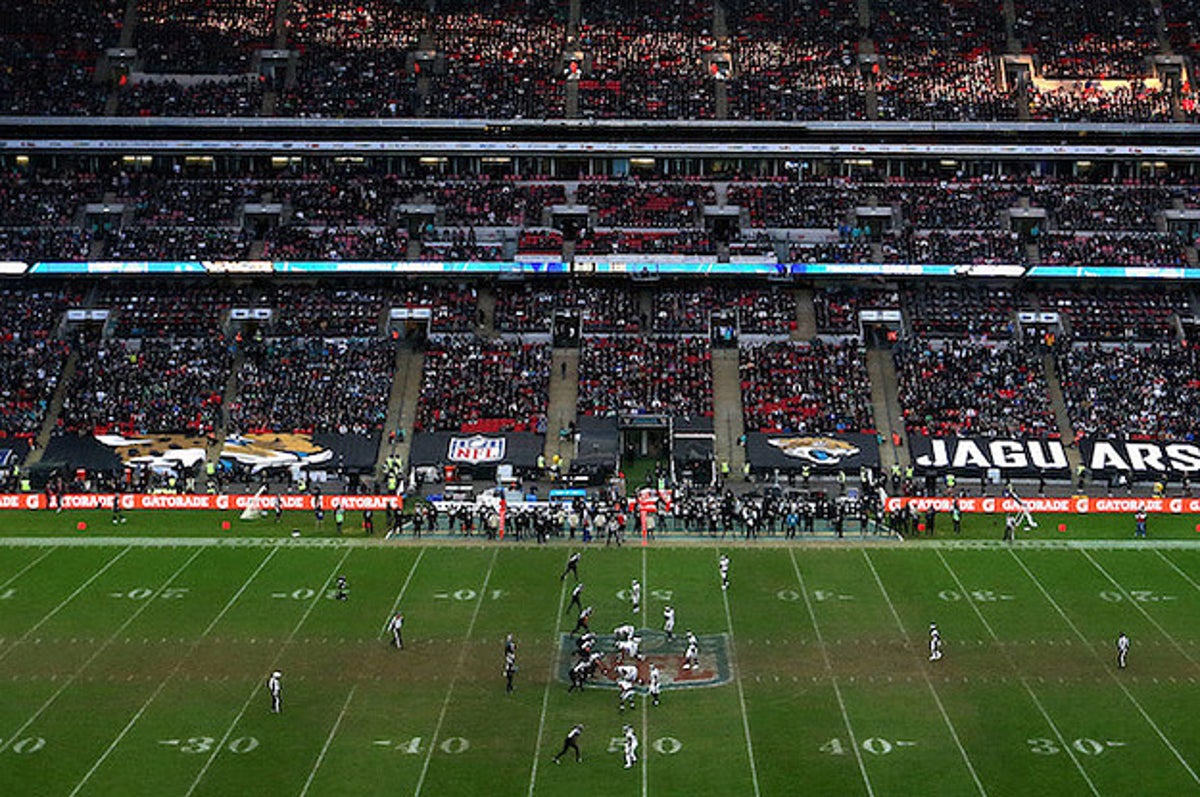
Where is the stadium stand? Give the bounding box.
[231,337,395,436]
[578,336,713,418]
[415,336,551,433]
[894,338,1058,438]
[1058,342,1200,440]
[740,339,875,434]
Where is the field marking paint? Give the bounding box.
[1077,549,1200,672]
[1155,550,1200,594]
[378,548,426,639]
[0,547,54,592]
[861,551,988,797]
[525,566,568,797]
[68,547,280,797]
[413,547,498,797]
[0,546,131,666]
[184,547,354,797]
[719,552,762,797]
[934,551,1101,797]
[1007,549,1200,787]
[787,548,870,797]
[0,546,205,758]
[298,685,357,797]
[641,546,649,797]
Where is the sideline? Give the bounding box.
[3,535,1200,550]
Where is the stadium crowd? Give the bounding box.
[231,337,394,436]
[415,336,550,433]
[894,338,1058,438]
[577,335,712,417]
[1058,341,1200,440]
[1,0,1196,122]
[740,339,874,434]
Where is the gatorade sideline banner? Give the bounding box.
[884,495,1200,514]
[909,435,1070,476]
[0,493,400,511]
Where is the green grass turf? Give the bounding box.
[1,537,1200,796]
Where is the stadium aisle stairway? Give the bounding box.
[1042,353,1082,475]
[867,347,907,475]
[377,345,425,479]
[545,349,580,471]
[793,287,816,340]
[712,348,746,479]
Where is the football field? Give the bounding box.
[1,535,1200,796]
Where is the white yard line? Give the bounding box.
[378,548,426,638]
[525,572,568,797]
[413,547,499,797]
[67,547,280,797]
[1006,549,1200,787]
[0,546,130,665]
[0,546,205,756]
[298,684,358,797]
[1077,548,1200,671]
[718,567,763,797]
[641,546,649,797]
[934,550,1101,797]
[1155,549,1200,593]
[184,547,354,797]
[0,546,55,591]
[787,548,871,797]
[861,550,988,797]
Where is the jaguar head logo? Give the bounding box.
[768,436,860,464]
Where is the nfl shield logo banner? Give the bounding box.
[447,435,506,464]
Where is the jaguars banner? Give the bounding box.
[909,435,1069,476]
[1081,438,1200,478]
[746,432,879,472]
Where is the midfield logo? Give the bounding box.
[558,631,732,690]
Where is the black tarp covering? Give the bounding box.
[312,432,380,472]
[39,434,122,472]
[573,417,619,470]
[410,432,545,468]
[746,432,880,472]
